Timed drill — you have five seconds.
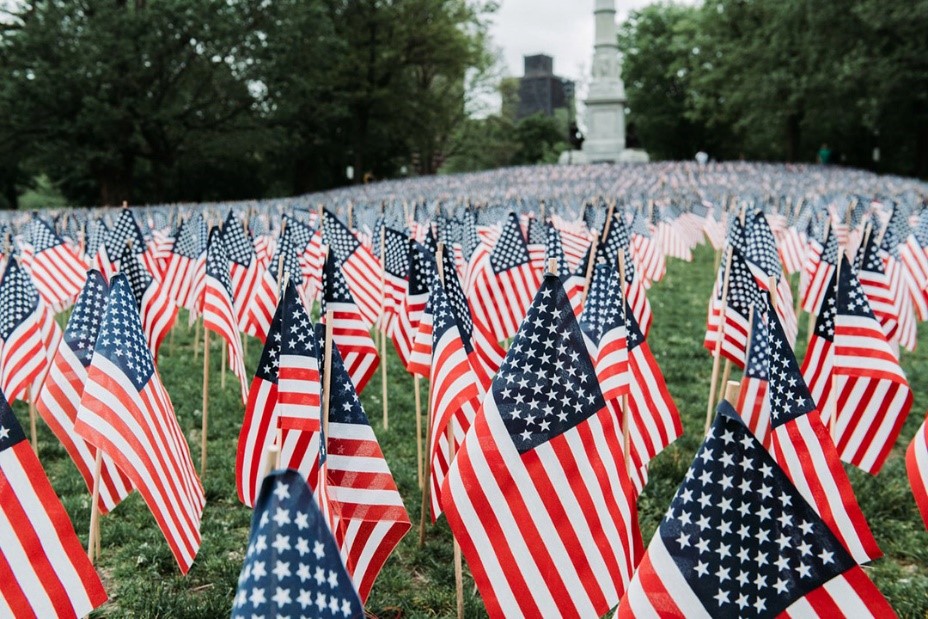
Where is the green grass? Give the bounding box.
[19,243,928,617]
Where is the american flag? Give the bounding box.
[73,274,205,574]
[118,242,177,361]
[889,207,928,323]
[735,309,773,447]
[469,212,540,342]
[579,262,630,403]
[630,211,665,286]
[236,302,283,508]
[854,228,899,342]
[203,229,248,402]
[655,218,693,262]
[414,276,481,520]
[547,222,585,315]
[704,247,765,368]
[378,225,409,334]
[525,215,547,274]
[744,210,798,345]
[621,280,682,494]
[322,209,382,328]
[35,271,132,514]
[161,215,207,314]
[441,273,641,618]
[84,219,108,264]
[0,390,108,618]
[599,212,653,337]
[901,208,928,318]
[317,326,411,600]
[277,285,322,433]
[24,218,85,311]
[221,211,266,338]
[321,250,379,394]
[0,257,46,404]
[877,222,917,352]
[801,258,913,474]
[231,469,363,619]
[102,209,147,273]
[802,224,838,315]
[390,241,431,371]
[767,306,881,563]
[617,403,894,618]
[908,413,928,530]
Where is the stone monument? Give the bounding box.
[560,0,649,164]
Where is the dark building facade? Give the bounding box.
[516,54,575,120]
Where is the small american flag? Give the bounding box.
[203,229,248,402]
[377,225,409,334]
[579,262,630,403]
[908,413,928,530]
[629,211,665,286]
[74,274,205,573]
[118,242,177,361]
[317,326,410,601]
[854,228,900,342]
[0,389,108,618]
[35,271,132,514]
[617,403,894,618]
[802,258,913,474]
[321,250,379,394]
[704,247,765,367]
[0,256,46,403]
[801,224,838,315]
[222,211,278,342]
[162,215,207,315]
[390,241,431,371]
[322,208,382,328]
[735,308,773,447]
[24,218,85,311]
[442,273,641,617]
[469,212,540,342]
[231,469,363,619]
[547,223,585,315]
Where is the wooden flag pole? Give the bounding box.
[706,247,734,434]
[449,422,464,619]
[830,252,842,441]
[87,450,103,564]
[193,318,201,361]
[723,380,741,406]
[617,252,632,475]
[580,232,600,306]
[380,226,389,430]
[27,387,37,453]
[414,374,424,489]
[418,381,432,548]
[220,339,227,389]
[200,328,210,476]
[716,360,732,409]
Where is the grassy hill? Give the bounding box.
[24,243,928,617]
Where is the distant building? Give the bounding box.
[516,54,575,120]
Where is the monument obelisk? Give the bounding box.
[580,0,648,163]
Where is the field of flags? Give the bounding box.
[0,160,926,616]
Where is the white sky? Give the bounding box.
[484,0,682,114]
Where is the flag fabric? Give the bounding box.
[442,273,641,618]
[25,218,85,311]
[162,215,206,314]
[0,256,46,404]
[317,325,410,601]
[616,403,894,619]
[118,242,178,361]
[546,223,585,315]
[277,284,322,433]
[599,211,653,337]
[855,228,900,342]
[102,209,147,273]
[0,390,108,618]
[743,210,798,346]
[322,208,382,328]
[203,229,248,402]
[630,212,665,286]
[579,262,630,403]
[802,225,838,314]
[704,247,765,368]
[767,305,881,563]
[735,309,773,447]
[231,468,364,619]
[73,274,205,573]
[321,251,379,394]
[802,259,913,474]
[222,211,278,341]
[391,241,431,371]
[907,413,928,530]
[468,212,541,342]
[35,271,132,513]
[377,225,409,333]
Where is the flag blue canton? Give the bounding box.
[722,248,766,318]
[744,212,782,280]
[94,275,155,390]
[915,207,928,247]
[322,209,361,266]
[106,209,145,256]
[65,271,109,367]
[767,308,816,427]
[813,273,838,343]
[86,220,108,257]
[315,323,366,427]
[579,262,624,344]
[544,224,570,278]
[840,259,879,320]
[493,274,604,454]
[527,217,546,246]
[407,242,434,297]
[254,304,283,384]
[0,257,39,341]
[661,404,854,617]
[281,287,318,360]
[460,209,481,260]
[489,213,530,274]
[600,212,636,284]
[119,243,153,310]
[30,218,63,253]
[438,249,474,347]
[820,227,839,265]
[743,310,769,381]
[271,227,302,289]
[232,469,363,619]
[221,212,256,267]
[321,252,354,309]
[0,389,26,450]
[282,215,315,252]
[854,231,884,274]
[172,217,203,260]
[206,229,235,298]
[382,227,409,278]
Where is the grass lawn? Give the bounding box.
[21,243,928,617]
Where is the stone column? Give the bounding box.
[582,0,627,162]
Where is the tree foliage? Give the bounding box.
[618,0,928,176]
[0,0,495,206]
